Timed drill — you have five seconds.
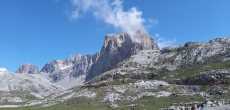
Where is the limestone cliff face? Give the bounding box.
[41,32,159,82]
[41,54,96,82]
[91,37,230,84]
[86,32,159,80]
[68,54,96,78]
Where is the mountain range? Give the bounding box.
[0,32,230,110]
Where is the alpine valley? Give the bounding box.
[1,31,230,110]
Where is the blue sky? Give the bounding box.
[0,0,230,71]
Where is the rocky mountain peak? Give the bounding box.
[67,54,81,61]
[102,33,132,54]
[131,31,158,48]
[86,32,159,80]
[102,32,158,54]
[16,64,39,74]
[67,54,90,64]
[41,59,72,73]
[41,32,159,82]
[184,42,202,47]
[209,37,230,44]
[40,54,96,82]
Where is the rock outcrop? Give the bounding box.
[179,69,230,85]
[16,64,39,74]
[86,32,159,80]
[151,37,230,71]
[91,37,230,84]
[41,54,96,82]
[41,32,159,82]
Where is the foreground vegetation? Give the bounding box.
[0,95,204,110]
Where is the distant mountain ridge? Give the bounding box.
[14,34,230,86]
[16,64,39,74]
[37,32,158,84]
[2,32,230,109]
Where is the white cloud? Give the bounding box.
[71,0,147,37]
[155,34,178,48]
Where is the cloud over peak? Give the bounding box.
[71,0,147,37]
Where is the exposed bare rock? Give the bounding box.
[86,32,159,80]
[151,37,230,71]
[41,59,72,74]
[179,69,230,85]
[1,35,230,108]
[92,37,230,83]
[16,64,39,74]
[41,32,159,83]
[41,54,96,82]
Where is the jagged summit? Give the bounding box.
[86,32,159,80]
[182,37,230,47]
[41,59,73,73]
[104,32,158,50]
[16,64,39,74]
[209,37,230,43]
[41,54,94,74]
[39,32,159,82]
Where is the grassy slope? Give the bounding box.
[0,95,204,110]
[158,60,230,80]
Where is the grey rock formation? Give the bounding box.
[16,64,39,74]
[153,37,230,71]
[41,32,159,82]
[92,37,230,83]
[86,32,159,80]
[0,71,63,105]
[41,54,96,82]
[2,35,230,108]
[179,69,230,85]
[41,59,72,74]
[69,54,97,77]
